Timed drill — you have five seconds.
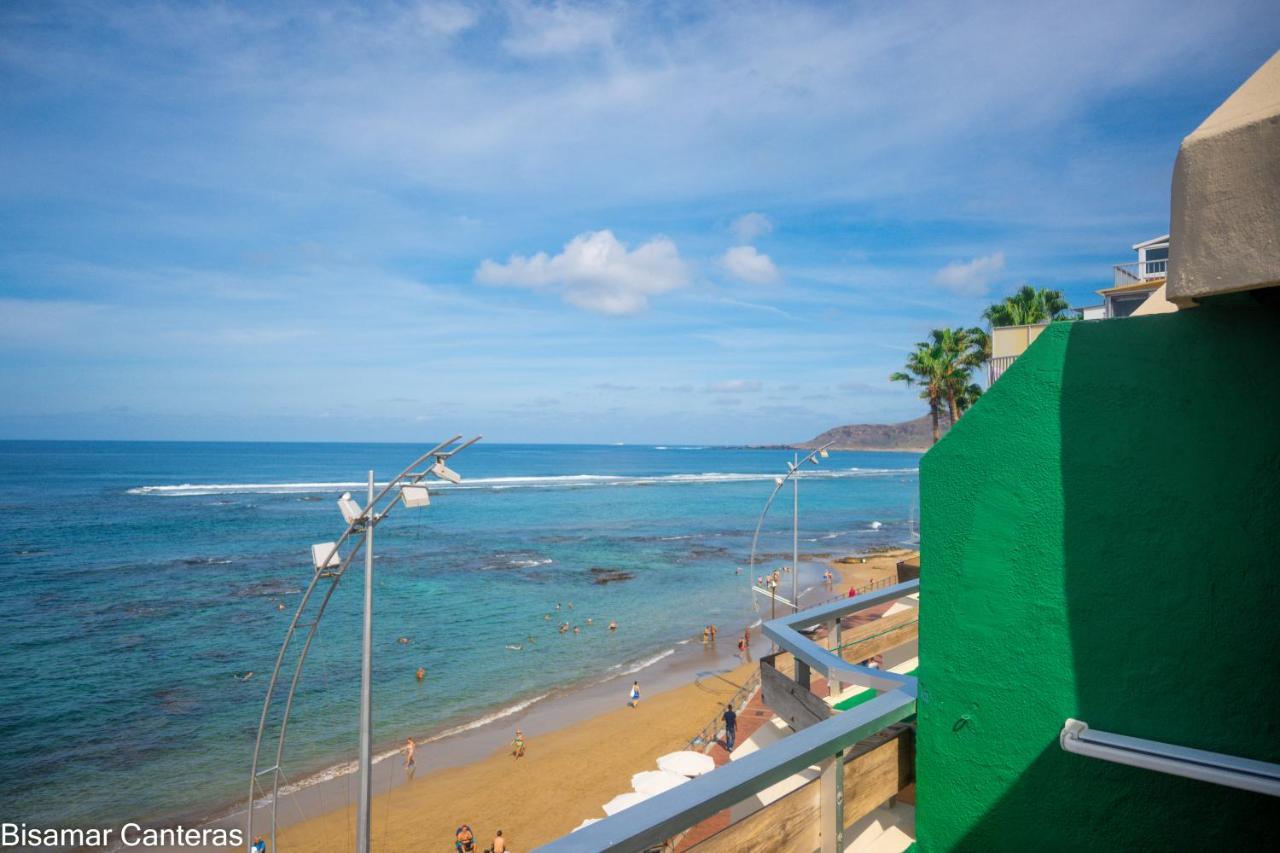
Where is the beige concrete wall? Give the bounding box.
[1168,51,1280,305]
[1131,283,1178,317]
[991,323,1048,359]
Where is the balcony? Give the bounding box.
[1113,258,1168,285]
[536,580,920,852]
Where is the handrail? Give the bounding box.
[536,688,917,852]
[687,668,762,751]
[1060,719,1280,797]
[762,580,921,693]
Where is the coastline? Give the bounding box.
[190,549,916,850]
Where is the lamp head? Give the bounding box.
[337,492,364,524]
[430,459,462,485]
[401,485,431,508]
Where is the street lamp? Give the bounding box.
[248,435,481,853]
[748,442,835,621]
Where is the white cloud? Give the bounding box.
[705,379,762,393]
[722,245,780,284]
[476,230,688,315]
[502,1,618,58]
[732,212,773,242]
[933,251,1006,296]
[417,1,479,36]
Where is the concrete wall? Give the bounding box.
[991,323,1049,359]
[1168,52,1280,305]
[915,298,1280,851]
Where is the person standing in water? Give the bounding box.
[629,681,640,708]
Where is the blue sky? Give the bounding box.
[2,1,1276,444]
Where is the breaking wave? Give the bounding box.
[127,468,916,497]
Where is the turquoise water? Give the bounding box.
[0,441,918,830]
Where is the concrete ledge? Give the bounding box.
[1168,51,1280,305]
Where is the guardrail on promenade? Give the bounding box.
[535,580,921,853]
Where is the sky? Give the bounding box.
[1,1,1277,445]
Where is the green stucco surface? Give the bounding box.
[916,299,1280,851]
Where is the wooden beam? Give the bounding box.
[687,727,914,852]
[838,610,918,664]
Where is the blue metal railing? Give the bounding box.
[535,580,921,852]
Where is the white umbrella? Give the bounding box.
[632,769,689,796]
[572,819,600,832]
[657,750,716,777]
[602,791,652,815]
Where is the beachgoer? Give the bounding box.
[252,837,266,853]
[544,613,551,621]
[492,830,506,853]
[398,636,409,644]
[416,666,426,682]
[586,617,593,625]
[556,602,561,611]
[276,603,285,611]
[629,681,640,708]
[710,624,718,640]
[723,703,738,751]
[609,619,617,632]
[702,625,710,643]
[848,586,857,598]
[404,738,416,778]
[567,601,573,609]
[737,637,746,655]
[455,824,476,853]
[511,729,525,759]
[573,626,580,635]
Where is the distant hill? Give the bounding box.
[797,413,951,452]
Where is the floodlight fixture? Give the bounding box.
[430,459,462,485]
[311,543,341,571]
[338,492,364,525]
[401,485,430,508]
[774,476,784,486]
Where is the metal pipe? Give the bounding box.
[792,452,799,612]
[356,470,374,853]
[1060,719,1280,797]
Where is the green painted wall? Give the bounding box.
[916,298,1280,851]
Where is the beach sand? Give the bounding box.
[828,548,916,592]
[268,661,755,852]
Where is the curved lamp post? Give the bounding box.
[747,441,835,618]
[246,435,480,853]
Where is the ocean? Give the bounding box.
[0,441,919,832]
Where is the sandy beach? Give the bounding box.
[239,549,917,852]
[268,659,756,852]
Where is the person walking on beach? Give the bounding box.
[629,680,640,708]
[404,737,416,778]
[723,703,738,751]
[511,729,525,759]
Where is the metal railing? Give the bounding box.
[687,668,762,751]
[1114,259,1168,285]
[536,580,921,852]
[989,354,1016,385]
[1060,719,1280,797]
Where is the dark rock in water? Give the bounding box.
[589,567,634,585]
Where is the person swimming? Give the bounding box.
[235,671,255,681]
[416,666,425,682]
[609,619,618,632]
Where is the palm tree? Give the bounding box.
[890,342,950,444]
[956,382,983,415]
[982,285,1070,327]
[927,327,988,422]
